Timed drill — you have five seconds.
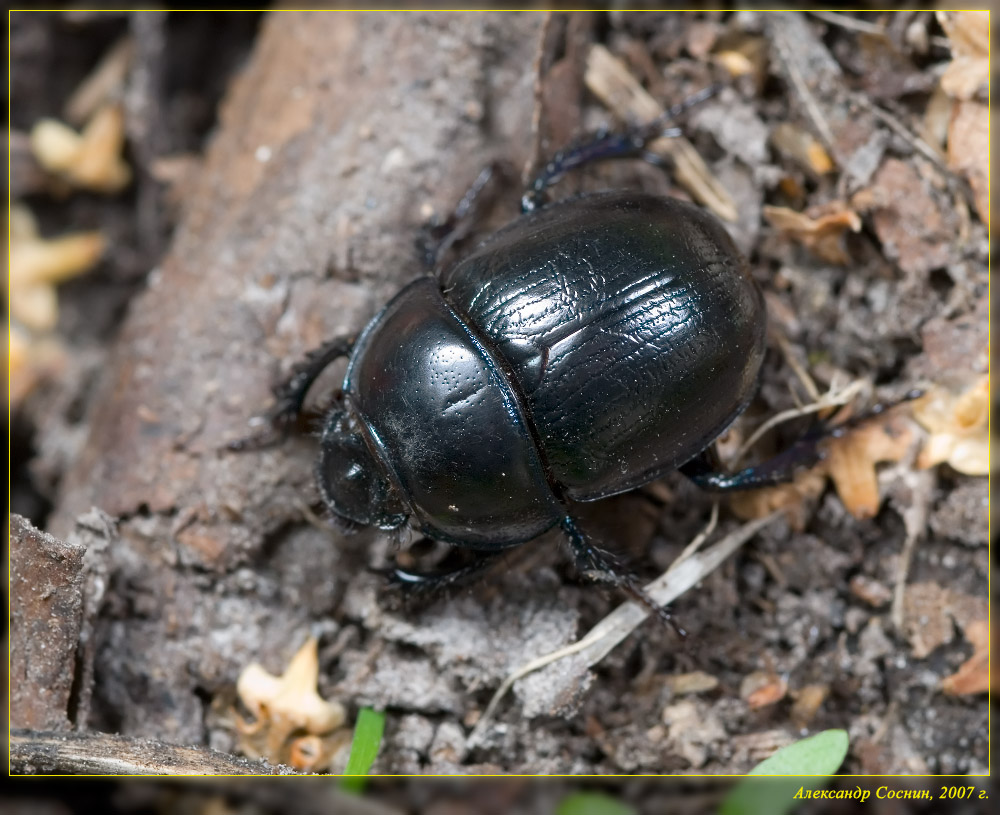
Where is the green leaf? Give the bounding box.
[719,729,849,815]
[340,707,386,792]
[555,792,637,815]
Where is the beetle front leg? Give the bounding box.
[386,547,506,595]
[228,334,355,450]
[561,517,685,636]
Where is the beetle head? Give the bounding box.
[317,408,408,530]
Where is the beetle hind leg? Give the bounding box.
[680,388,925,492]
[560,517,685,636]
[679,436,824,492]
[228,334,355,450]
[521,84,719,213]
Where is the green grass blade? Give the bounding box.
[340,707,386,790]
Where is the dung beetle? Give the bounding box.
[234,94,828,625]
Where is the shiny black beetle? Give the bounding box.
[236,105,817,622]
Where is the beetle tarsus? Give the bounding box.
[824,387,925,437]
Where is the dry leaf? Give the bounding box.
[921,85,952,151]
[941,619,989,696]
[665,671,719,696]
[9,203,105,332]
[763,204,861,265]
[849,574,892,608]
[790,683,828,727]
[902,583,988,667]
[771,123,835,175]
[10,325,67,406]
[714,50,754,77]
[937,10,989,100]
[729,468,826,531]
[858,158,950,277]
[902,584,988,695]
[234,636,349,771]
[30,103,131,193]
[8,202,104,405]
[740,671,788,709]
[912,376,989,475]
[712,34,768,91]
[824,411,916,519]
[730,398,918,524]
[947,100,989,226]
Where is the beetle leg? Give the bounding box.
[521,84,719,213]
[417,160,512,271]
[227,335,355,450]
[679,437,824,492]
[680,388,925,492]
[385,548,506,595]
[560,517,685,636]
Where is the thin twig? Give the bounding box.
[584,44,738,222]
[890,468,936,631]
[776,333,821,403]
[807,10,887,37]
[735,378,868,461]
[807,10,950,50]
[857,95,951,170]
[768,18,838,153]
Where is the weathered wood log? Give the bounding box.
[10,515,86,731]
[44,10,546,747]
[11,729,292,775]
